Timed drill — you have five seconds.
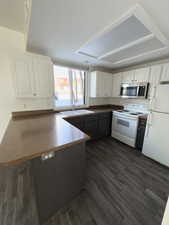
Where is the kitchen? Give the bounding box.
[1,1,169,225]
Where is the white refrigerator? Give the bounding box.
[143,82,169,167]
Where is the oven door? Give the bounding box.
[111,115,138,147]
[120,84,139,98]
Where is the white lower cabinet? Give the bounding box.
[13,53,54,99]
[112,73,122,97]
[90,71,113,97]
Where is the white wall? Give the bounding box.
[0,26,54,142]
[0,26,25,142]
[89,97,110,106]
[108,97,149,106]
[89,96,149,107]
[0,54,14,142]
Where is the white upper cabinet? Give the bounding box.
[90,71,113,97]
[149,65,162,88]
[112,73,122,97]
[13,53,54,99]
[160,63,169,82]
[102,72,113,97]
[13,55,35,98]
[33,58,54,98]
[122,67,150,83]
[90,71,101,97]
[148,65,162,105]
[134,67,150,82]
[122,70,135,83]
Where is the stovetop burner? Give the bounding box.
[115,110,145,117]
[130,112,143,115]
[118,110,130,112]
[114,104,148,119]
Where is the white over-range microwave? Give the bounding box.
[120,82,149,99]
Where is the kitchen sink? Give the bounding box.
[60,109,94,116]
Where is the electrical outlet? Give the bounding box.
[41,151,55,161]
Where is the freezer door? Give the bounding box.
[143,112,169,167]
[152,84,169,113]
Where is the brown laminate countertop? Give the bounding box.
[0,113,90,167]
[0,106,123,167]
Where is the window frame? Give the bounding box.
[53,64,89,111]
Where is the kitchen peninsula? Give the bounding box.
[0,106,120,224]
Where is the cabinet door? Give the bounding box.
[96,72,104,97]
[33,59,54,98]
[90,71,102,97]
[122,70,135,83]
[13,56,35,98]
[90,71,112,97]
[149,65,162,101]
[112,73,122,97]
[84,115,98,138]
[161,63,169,82]
[103,73,113,97]
[98,112,111,137]
[134,67,150,82]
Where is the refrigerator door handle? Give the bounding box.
[150,86,157,110]
[148,112,153,126]
[145,112,153,137]
[145,124,150,137]
[153,86,157,98]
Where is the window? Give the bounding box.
[53,65,87,108]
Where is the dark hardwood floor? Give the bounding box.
[1,137,169,225]
[0,162,39,225]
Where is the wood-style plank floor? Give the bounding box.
[1,137,169,225]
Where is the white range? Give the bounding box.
[111,104,149,147]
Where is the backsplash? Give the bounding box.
[108,97,150,107]
[89,97,150,108]
[124,103,149,113]
[89,97,110,106]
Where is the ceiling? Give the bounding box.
[0,0,24,32]
[27,0,169,69]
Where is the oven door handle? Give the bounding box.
[113,115,137,121]
[145,112,153,137]
[136,85,140,97]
